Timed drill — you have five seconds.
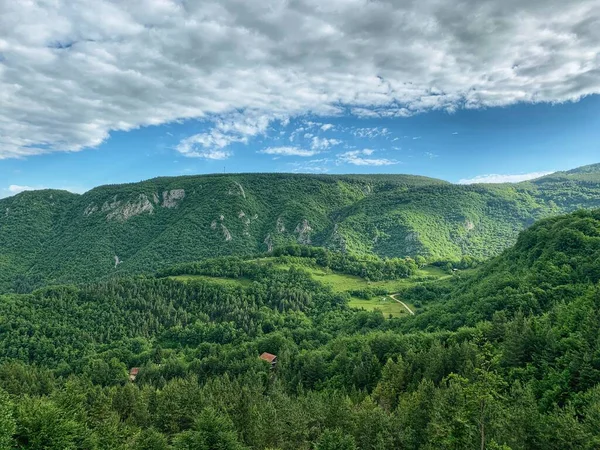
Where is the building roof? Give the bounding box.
[259,352,277,363]
[129,367,140,375]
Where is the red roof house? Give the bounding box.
[259,352,277,368]
[129,367,140,382]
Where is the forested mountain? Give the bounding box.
[1,165,600,291]
[0,209,599,448]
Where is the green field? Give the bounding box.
[274,263,450,317]
[169,274,252,287]
[175,258,451,318]
[348,296,417,318]
[300,265,447,292]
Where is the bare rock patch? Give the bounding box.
[295,219,312,244]
[162,189,185,208]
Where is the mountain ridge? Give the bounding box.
[1,166,599,292]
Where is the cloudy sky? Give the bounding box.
[1,0,599,197]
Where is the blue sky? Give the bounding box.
[1,0,599,197]
[2,95,598,197]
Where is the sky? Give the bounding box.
[1,0,599,197]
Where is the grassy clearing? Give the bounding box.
[348,296,406,318]
[292,264,448,293]
[169,275,252,287]
[269,261,448,318]
[170,258,451,319]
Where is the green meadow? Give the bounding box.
[174,257,451,318]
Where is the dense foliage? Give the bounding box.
[0,210,600,448]
[1,166,600,291]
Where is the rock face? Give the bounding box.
[295,219,312,244]
[330,223,347,253]
[162,189,185,208]
[85,189,185,221]
[84,204,98,216]
[228,181,246,199]
[106,194,155,222]
[102,196,121,213]
[276,217,286,233]
[264,234,274,253]
[221,224,232,241]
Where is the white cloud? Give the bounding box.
[337,149,398,166]
[320,124,334,132]
[8,185,38,194]
[350,127,390,139]
[1,0,599,158]
[259,146,318,157]
[175,113,276,159]
[175,133,233,160]
[311,136,342,151]
[458,171,553,184]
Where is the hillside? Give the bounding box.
[402,208,600,331]
[0,210,599,448]
[1,166,600,291]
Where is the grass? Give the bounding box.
[169,275,252,287]
[290,264,448,293]
[170,258,451,319]
[348,296,408,318]
[267,260,448,318]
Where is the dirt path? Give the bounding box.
[389,294,415,315]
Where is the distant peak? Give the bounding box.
[565,163,600,174]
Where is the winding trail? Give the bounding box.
[389,293,415,315]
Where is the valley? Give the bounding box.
[0,170,600,448]
[170,255,451,317]
[1,164,600,294]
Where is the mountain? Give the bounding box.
[1,166,600,291]
[0,210,599,448]
[404,208,600,331]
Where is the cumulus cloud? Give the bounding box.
[176,133,234,159]
[8,185,39,194]
[175,113,275,159]
[1,0,599,158]
[458,171,553,184]
[259,147,318,157]
[310,137,342,151]
[337,149,398,166]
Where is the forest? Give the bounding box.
[1,165,600,292]
[0,209,599,448]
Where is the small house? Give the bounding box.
[129,367,139,382]
[259,352,277,369]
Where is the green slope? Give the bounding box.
[0,211,599,447]
[1,167,600,291]
[404,208,600,331]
